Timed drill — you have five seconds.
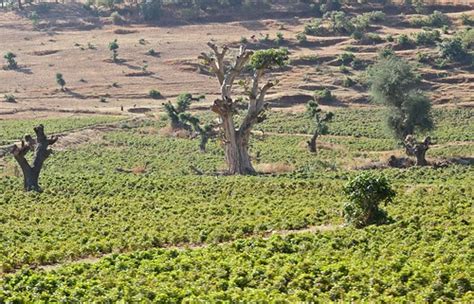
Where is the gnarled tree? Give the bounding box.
[404,135,431,166]
[10,125,58,192]
[368,54,433,166]
[306,100,333,153]
[199,43,288,174]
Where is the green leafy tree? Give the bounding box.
[343,172,395,228]
[368,55,433,165]
[163,93,194,130]
[4,52,18,70]
[56,73,66,91]
[108,39,119,62]
[306,100,333,153]
[163,93,215,151]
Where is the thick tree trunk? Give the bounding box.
[199,134,210,152]
[18,0,22,9]
[201,43,278,175]
[221,114,255,175]
[225,132,255,175]
[413,147,428,166]
[11,125,58,192]
[307,132,318,153]
[404,135,430,166]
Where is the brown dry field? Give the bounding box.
[0,4,473,121]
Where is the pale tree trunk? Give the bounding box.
[200,43,275,175]
[404,135,430,166]
[307,132,318,153]
[10,125,58,192]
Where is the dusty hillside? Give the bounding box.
[0,4,473,120]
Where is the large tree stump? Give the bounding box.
[404,135,431,166]
[10,125,58,192]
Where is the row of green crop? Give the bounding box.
[257,107,474,143]
[1,178,472,302]
[0,109,472,272]
[0,115,124,145]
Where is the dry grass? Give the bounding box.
[159,126,192,138]
[0,162,20,178]
[255,162,295,174]
[131,164,148,174]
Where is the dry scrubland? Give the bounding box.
[0,1,473,302]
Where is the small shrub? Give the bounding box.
[351,30,364,41]
[410,11,450,28]
[434,57,449,69]
[275,32,284,45]
[342,76,355,87]
[339,64,349,74]
[29,11,39,28]
[240,36,248,44]
[100,97,107,103]
[147,49,157,56]
[343,172,395,228]
[364,10,385,22]
[149,89,162,99]
[296,32,307,44]
[457,28,473,49]
[141,0,162,21]
[461,13,474,26]
[327,11,355,34]
[416,52,431,64]
[378,47,395,59]
[397,34,414,48]
[108,39,119,62]
[4,94,16,103]
[314,88,333,103]
[438,38,469,62]
[111,11,125,25]
[350,57,364,70]
[258,33,270,43]
[338,52,355,65]
[365,33,384,44]
[412,29,440,46]
[4,52,17,70]
[304,19,323,36]
[56,73,66,91]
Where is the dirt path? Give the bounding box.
[36,223,342,273]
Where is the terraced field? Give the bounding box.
[0,1,473,302]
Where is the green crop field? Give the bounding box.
[1,0,473,301]
[0,108,472,301]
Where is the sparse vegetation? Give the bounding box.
[438,37,470,62]
[0,3,472,302]
[149,89,162,99]
[3,52,17,70]
[314,88,333,103]
[108,39,119,62]
[412,29,440,46]
[409,11,450,28]
[3,94,16,103]
[296,32,307,44]
[111,11,125,25]
[56,73,66,91]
